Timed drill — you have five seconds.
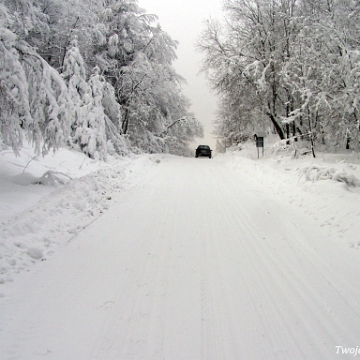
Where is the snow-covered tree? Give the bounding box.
[282,0,360,152]
[77,65,107,160]
[95,0,197,153]
[61,36,87,104]
[0,0,203,157]
[3,0,50,45]
[0,2,73,155]
[0,15,31,153]
[26,0,107,72]
[23,47,74,155]
[62,38,107,159]
[165,116,204,155]
[198,0,360,155]
[101,80,130,155]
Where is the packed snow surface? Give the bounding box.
[1,143,360,359]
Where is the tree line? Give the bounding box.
[0,0,203,159]
[198,0,360,156]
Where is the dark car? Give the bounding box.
[195,145,212,158]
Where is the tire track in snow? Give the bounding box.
[92,158,212,359]
[91,156,360,359]
[205,162,360,358]
[237,196,360,353]
[90,176,176,359]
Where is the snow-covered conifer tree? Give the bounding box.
[62,36,88,105]
[102,81,130,155]
[84,65,107,159]
[62,38,107,159]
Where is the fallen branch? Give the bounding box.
[32,171,72,186]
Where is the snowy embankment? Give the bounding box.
[217,142,360,250]
[0,144,161,289]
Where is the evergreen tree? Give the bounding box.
[62,38,107,159]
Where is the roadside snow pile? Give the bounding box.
[0,144,161,285]
[299,165,360,187]
[220,140,360,189]
[215,143,360,249]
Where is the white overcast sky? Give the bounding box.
[139,0,224,149]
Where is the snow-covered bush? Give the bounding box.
[299,165,360,187]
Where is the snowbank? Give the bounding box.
[0,143,162,286]
[215,141,360,251]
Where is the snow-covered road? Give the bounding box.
[1,155,360,359]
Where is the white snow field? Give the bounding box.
[1,143,360,359]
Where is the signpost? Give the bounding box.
[254,132,266,158]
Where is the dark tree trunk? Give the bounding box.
[267,112,285,140]
[122,108,129,134]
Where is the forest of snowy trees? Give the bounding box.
[198,0,360,156]
[0,0,203,159]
